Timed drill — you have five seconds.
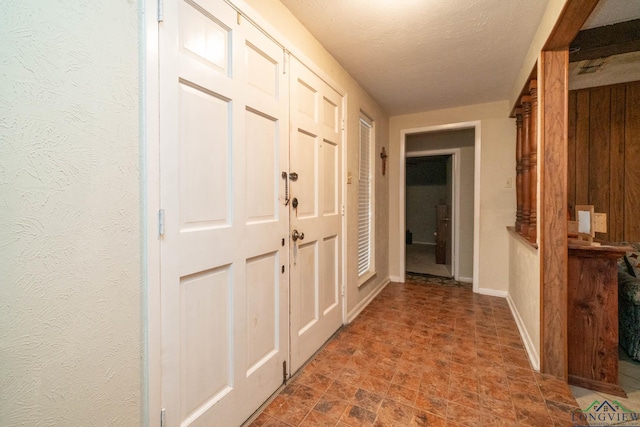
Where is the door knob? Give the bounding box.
[292,230,305,242]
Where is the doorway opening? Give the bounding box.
[400,124,479,288]
[405,154,454,278]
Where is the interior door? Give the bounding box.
[159,0,289,425]
[435,204,448,265]
[445,155,453,272]
[289,58,343,373]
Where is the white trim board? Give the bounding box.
[399,121,481,292]
[506,294,541,371]
[478,288,507,297]
[347,278,390,323]
[143,0,160,424]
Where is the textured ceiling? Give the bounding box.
[279,0,640,115]
[279,0,550,115]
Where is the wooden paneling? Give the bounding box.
[567,91,577,217]
[575,91,590,209]
[589,87,610,239]
[540,49,569,379]
[568,81,640,242]
[626,83,640,240]
[610,86,626,242]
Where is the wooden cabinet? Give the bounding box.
[568,244,630,397]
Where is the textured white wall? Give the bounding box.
[0,1,142,425]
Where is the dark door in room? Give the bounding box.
[435,204,449,264]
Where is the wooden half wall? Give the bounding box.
[568,80,640,242]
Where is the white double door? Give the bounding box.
[158,0,343,425]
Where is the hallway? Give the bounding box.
[250,275,580,426]
[405,244,452,278]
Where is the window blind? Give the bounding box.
[358,117,372,277]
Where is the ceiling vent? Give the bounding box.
[577,57,609,74]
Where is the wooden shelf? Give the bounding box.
[507,226,538,249]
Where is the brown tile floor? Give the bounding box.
[250,274,582,426]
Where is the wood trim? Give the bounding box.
[540,49,569,379]
[568,375,627,398]
[539,0,601,381]
[507,226,539,249]
[544,0,600,50]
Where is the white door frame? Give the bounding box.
[405,149,460,280]
[143,0,161,425]
[399,121,481,293]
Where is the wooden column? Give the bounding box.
[529,81,538,243]
[540,0,599,381]
[521,95,531,235]
[540,49,569,378]
[516,108,523,231]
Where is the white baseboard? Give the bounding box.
[506,294,540,371]
[347,278,390,323]
[478,287,508,297]
[457,276,473,283]
[389,275,403,283]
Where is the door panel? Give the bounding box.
[322,236,339,313]
[246,252,281,374]
[179,82,231,228]
[291,130,318,218]
[160,0,289,425]
[289,58,343,372]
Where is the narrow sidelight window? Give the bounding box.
[358,114,375,282]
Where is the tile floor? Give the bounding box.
[249,274,583,426]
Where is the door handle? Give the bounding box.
[292,230,305,242]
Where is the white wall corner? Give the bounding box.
[347,278,390,323]
[506,294,541,371]
[389,275,403,283]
